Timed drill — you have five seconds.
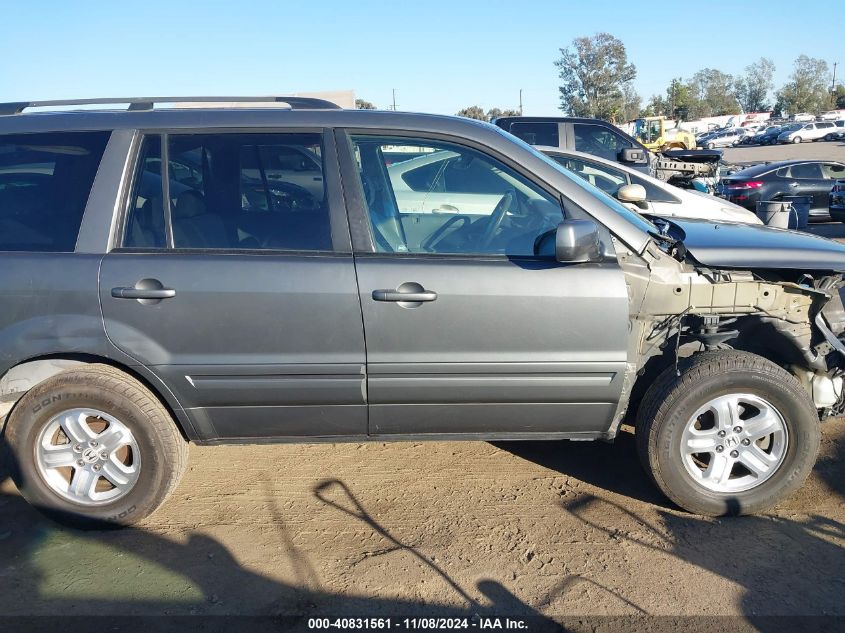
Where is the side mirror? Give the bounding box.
[616,183,647,203]
[554,220,601,263]
[619,148,647,164]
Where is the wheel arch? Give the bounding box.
[627,329,818,431]
[0,353,198,441]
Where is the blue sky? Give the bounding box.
[0,0,840,115]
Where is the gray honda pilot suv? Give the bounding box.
[2,96,845,526]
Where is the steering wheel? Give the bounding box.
[421,215,471,252]
[479,190,514,248]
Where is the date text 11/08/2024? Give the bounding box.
[307,618,529,630]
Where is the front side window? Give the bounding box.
[0,131,109,252]
[821,163,845,180]
[573,124,632,162]
[350,135,563,256]
[123,132,331,251]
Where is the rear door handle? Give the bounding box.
[111,287,176,299]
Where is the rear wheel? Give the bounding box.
[636,351,820,516]
[5,364,188,527]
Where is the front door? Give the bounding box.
[341,133,629,436]
[787,162,829,211]
[99,131,366,440]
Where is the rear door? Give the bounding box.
[339,132,629,437]
[99,130,367,440]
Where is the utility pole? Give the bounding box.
[670,79,676,118]
[392,89,397,111]
[519,89,523,115]
[833,63,838,94]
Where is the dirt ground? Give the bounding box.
[1,418,843,623]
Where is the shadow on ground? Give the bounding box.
[494,429,671,509]
[498,423,845,628]
[1,424,844,632]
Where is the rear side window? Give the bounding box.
[124,132,331,251]
[0,131,109,252]
[125,136,165,248]
[506,122,559,147]
[788,163,823,179]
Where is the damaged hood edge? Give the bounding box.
[661,217,845,272]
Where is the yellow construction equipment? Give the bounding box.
[633,116,695,151]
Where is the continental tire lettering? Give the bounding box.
[31,392,86,414]
[32,394,63,413]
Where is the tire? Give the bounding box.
[824,134,834,142]
[793,136,802,144]
[635,351,820,516]
[4,364,188,528]
[706,142,715,149]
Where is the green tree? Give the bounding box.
[355,98,377,110]
[734,58,775,112]
[619,84,641,122]
[456,106,521,122]
[665,78,697,121]
[832,84,845,109]
[776,55,832,115]
[555,32,637,121]
[642,94,668,117]
[687,68,739,117]
[455,105,487,120]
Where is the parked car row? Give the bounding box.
[696,127,750,148]
[700,122,845,148]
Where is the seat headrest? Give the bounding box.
[173,190,206,219]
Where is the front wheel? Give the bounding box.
[707,142,715,149]
[636,351,820,516]
[793,136,802,144]
[5,364,188,527]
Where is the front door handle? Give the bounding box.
[372,282,437,304]
[373,290,438,302]
[111,287,176,299]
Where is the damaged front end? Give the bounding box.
[615,223,845,434]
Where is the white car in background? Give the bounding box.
[821,110,845,121]
[537,147,762,224]
[778,121,839,143]
[791,113,816,122]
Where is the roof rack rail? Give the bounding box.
[0,95,341,116]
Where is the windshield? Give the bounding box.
[495,128,658,235]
